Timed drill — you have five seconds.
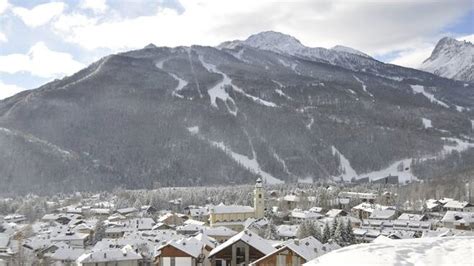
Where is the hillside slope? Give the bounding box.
[0,32,473,194]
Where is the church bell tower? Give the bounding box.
[254,177,265,219]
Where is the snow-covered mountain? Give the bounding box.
[330,45,371,58]
[218,31,374,70]
[0,31,473,195]
[420,37,474,82]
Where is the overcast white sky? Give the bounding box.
[0,0,473,99]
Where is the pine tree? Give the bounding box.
[306,221,317,238]
[297,222,308,239]
[322,222,331,243]
[330,218,338,238]
[345,220,356,245]
[313,223,323,242]
[264,219,278,240]
[93,219,106,244]
[333,220,344,246]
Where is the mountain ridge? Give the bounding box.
[0,31,473,195]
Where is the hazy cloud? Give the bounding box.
[50,0,472,57]
[0,80,26,100]
[0,42,84,78]
[390,33,474,68]
[79,0,108,14]
[0,32,6,43]
[12,2,66,27]
[0,0,9,15]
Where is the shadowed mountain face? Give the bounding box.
[0,32,473,195]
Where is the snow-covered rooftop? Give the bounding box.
[77,247,142,262]
[443,200,470,209]
[158,236,204,258]
[369,209,397,220]
[210,203,254,214]
[397,213,426,221]
[441,211,474,224]
[209,230,275,257]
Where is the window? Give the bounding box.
[259,194,262,198]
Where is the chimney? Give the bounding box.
[294,239,299,246]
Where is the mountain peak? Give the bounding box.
[420,36,474,82]
[144,43,158,49]
[431,37,463,56]
[243,31,305,54]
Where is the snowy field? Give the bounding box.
[305,236,474,266]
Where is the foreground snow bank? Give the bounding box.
[304,236,474,266]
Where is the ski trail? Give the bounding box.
[306,116,314,129]
[199,54,278,110]
[332,146,357,182]
[232,84,278,107]
[410,85,449,108]
[198,55,238,116]
[155,58,188,99]
[169,73,188,99]
[186,47,203,98]
[187,127,284,184]
[353,75,374,98]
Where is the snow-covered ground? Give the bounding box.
[420,37,474,82]
[199,55,277,112]
[353,75,373,98]
[155,58,189,99]
[198,55,238,116]
[278,58,300,75]
[275,88,292,100]
[298,177,313,183]
[422,118,432,129]
[358,158,416,184]
[209,140,283,184]
[186,127,283,184]
[332,146,357,182]
[441,137,474,154]
[305,236,474,266]
[168,72,188,99]
[410,85,449,108]
[306,117,314,130]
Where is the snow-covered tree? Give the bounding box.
[312,223,323,242]
[322,222,331,243]
[344,220,356,245]
[330,218,338,237]
[297,221,309,239]
[333,220,344,246]
[93,219,106,244]
[264,219,278,240]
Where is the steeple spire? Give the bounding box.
[254,176,265,219]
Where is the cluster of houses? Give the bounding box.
[0,179,473,265]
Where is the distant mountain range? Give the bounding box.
[420,37,474,82]
[0,31,473,195]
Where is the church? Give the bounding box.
[209,178,265,231]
